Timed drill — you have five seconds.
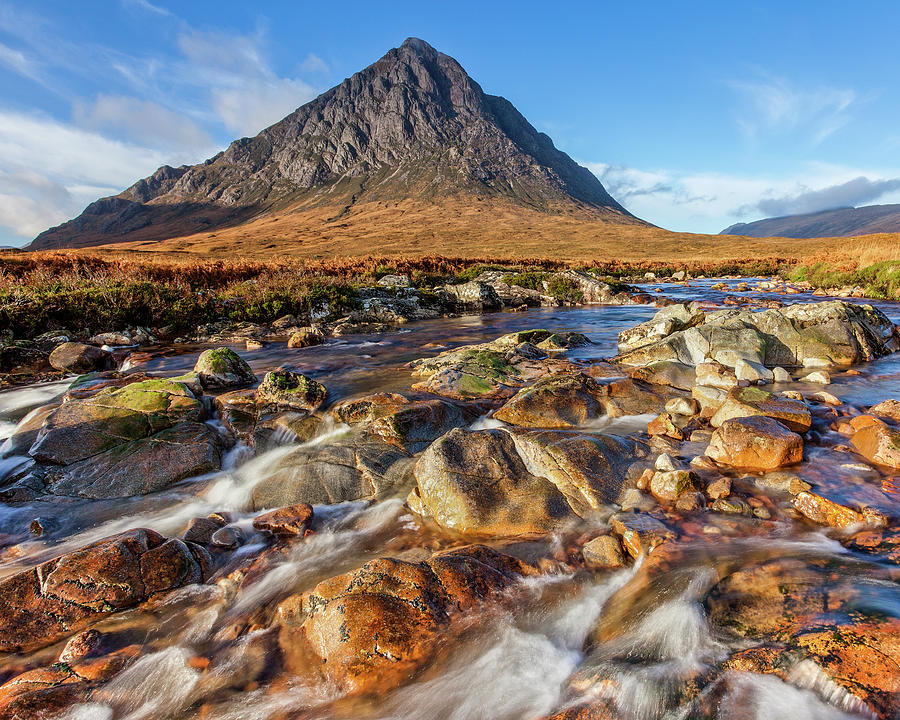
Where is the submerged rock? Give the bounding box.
[250,434,412,510]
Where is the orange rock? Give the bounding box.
[252,503,314,538]
[851,422,900,469]
[275,545,530,696]
[792,490,865,528]
[706,416,803,470]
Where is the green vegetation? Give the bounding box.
[502,271,548,291]
[546,276,583,304]
[782,260,900,299]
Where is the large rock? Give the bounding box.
[48,342,112,373]
[29,378,205,465]
[617,300,899,369]
[193,347,255,389]
[0,529,209,652]
[44,421,222,498]
[706,416,803,470]
[409,427,645,535]
[493,373,663,428]
[250,434,413,510]
[440,281,502,311]
[333,392,481,452]
[710,386,811,433]
[409,330,587,400]
[851,422,900,470]
[274,545,529,695]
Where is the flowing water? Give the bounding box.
[1,279,899,719]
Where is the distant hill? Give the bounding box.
[30,37,644,253]
[721,204,900,239]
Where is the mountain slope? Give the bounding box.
[31,37,641,252]
[721,203,900,239]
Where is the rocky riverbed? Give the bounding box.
[0,281,899,719]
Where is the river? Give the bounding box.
[0,278,897,719]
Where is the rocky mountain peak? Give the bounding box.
[31,38,637,250]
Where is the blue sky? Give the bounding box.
[2,1,900,246]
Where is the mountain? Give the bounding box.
[30,37,642,253]
[721,204,900,239]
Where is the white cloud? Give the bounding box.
[730,74,857,145]
[0,111,171,240]
[300,53,329,74]
[587,161,900,234]
[123,0,171,16]
[73,94,215,154]
[176,28,318,135]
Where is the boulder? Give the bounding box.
[710,386,811,433]
[48,342,112,373]
[193,347,255,389]
[333,392,480,452]
[43,421,223,498]
[867,399,900,422]
[582,535,626,569]
[0,529,209,652]
[851,422,900,469]
[287,327,325,348]
[410,428,576,536]
[29,378,205,465]
[494,373,663,428]
[409,427,646,536]
[706,416,803,470]
[256,369,327,412]
[440,281,502,311]
[617,302,705,353]
[274,545,529,695]
[616,300,898,369]
[792,490,865,528]
[250,434,412,510]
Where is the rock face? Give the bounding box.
[851,422,900,470]
[409,427,646,535]
[0,529,209,652]
[31,38,637,251]
[275,545,530,695]
[48,342,112,373]
[617,301,898,369]
[706,416,803,470]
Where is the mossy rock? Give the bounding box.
[194,347,255,389]
[257,370,327,412]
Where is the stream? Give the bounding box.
[0,278,898,719]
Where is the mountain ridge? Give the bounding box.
[721,203,900,239]
[30,37,640,251]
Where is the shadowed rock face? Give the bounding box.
[31,37,636,250]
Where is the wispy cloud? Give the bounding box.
[587,162,900,233]
[730,73,856,145]
[0,5,327,243]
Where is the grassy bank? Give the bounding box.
[0,251,801,339]
[781,260,900,299]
